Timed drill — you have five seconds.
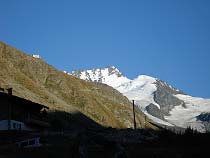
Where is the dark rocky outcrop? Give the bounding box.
[154,80,185,115]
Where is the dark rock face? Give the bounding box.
[107,66,124,77]
[144,80,185,119]
[196,113,210,132]
[146,104,165,120]
[197,113,210,122]
[153,80,185,115]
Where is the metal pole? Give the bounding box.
[7,88,12,131]
[132,100,136,130]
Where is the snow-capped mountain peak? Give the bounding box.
[116,74,159,108]
[70,66,131,88]
[70,66,210,132]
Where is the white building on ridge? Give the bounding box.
[32,54,41,59]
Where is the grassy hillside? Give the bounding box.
[0,41,155,129]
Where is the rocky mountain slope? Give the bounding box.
[0,41,155,129]
[70,67,210,132]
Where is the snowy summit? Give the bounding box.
[71,66,131,88]
[70,66,210,132]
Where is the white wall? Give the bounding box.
[32,54,40,59]
[0,120,34,131]
[0,120,8,130]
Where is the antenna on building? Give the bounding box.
[32,50,41,59]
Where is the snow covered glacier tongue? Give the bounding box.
[69,66,210,132]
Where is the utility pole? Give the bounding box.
[132,100,137,130]
[7,88,13,131]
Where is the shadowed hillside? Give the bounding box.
[0,41,156,129]
[1,111,209,158]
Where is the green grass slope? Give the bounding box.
[0,41,155,129]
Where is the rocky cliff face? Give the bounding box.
[0,41,154,129]
[145,79,185,121]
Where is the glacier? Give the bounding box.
[69,66,210,132]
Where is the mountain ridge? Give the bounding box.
[0,41,155,129]
[70,66,210,132]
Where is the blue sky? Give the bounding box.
[0,0,210,98]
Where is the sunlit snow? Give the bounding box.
[79,67,131,88]
[165,94,210,132]
[116,75,160,109]
[70,66,210,132]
